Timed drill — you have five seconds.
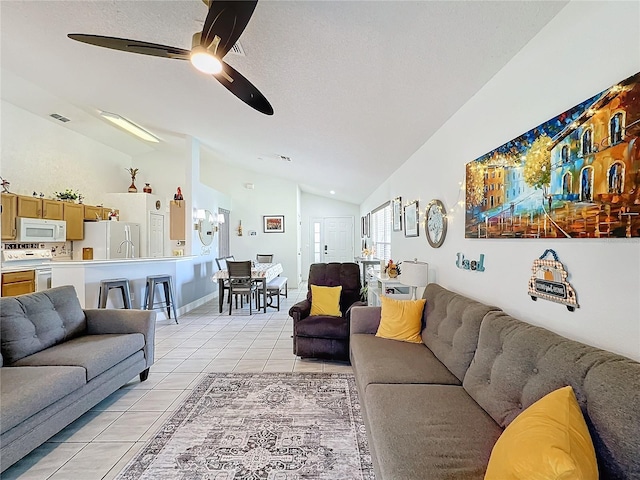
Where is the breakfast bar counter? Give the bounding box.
[51,256,195,311]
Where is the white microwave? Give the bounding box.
[17,218,67,242]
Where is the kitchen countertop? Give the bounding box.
[50,256,196,266]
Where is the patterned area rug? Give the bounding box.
[116,373,374,479]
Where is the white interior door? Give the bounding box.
[149,213,164,258]
[310,216,354,264]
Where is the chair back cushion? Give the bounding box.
[215,257,227,270]
[256,254,273,263]
[227,261,253,289]
[0,285,87,364]
[307,263,361,316]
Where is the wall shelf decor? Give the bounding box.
[263,215,284,233]
[465,70,640,240]
[425,199,447,247]
[528,249,579,311]
[404,200,419,237]
[392,196,402,231]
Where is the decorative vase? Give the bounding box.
[143,183,152,194]
[128,179,137,193]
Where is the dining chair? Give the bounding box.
[227,260,258,315]
[256,254,273,263]
[215,257,231,307]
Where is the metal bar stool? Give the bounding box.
[143,274,178,324]
[98,278,132,309]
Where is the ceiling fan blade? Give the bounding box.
[201,0,258,59]
[68,34,190,60]
[215,61,273,115]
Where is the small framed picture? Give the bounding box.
[361,216,366,237]
[263,215,285,233]
[392,196,402,231]
[366,212,371,238]
[404,200,419,237]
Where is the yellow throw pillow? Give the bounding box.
[375,296,426,343]
[484,385,598,480]
[310,285,342,316]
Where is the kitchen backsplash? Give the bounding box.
[1,242,71,258]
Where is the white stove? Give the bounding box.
[1,249,53,291]
[2,248,53,268]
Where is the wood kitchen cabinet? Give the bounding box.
[83,205,103,221]
[42,199,64,220]
[64,203,84,240]
[101,207,118,220]
[2,270,35,297]
[170,200,186,240]
[17,195,42,218]
[1,193,18,241]
[14,196,64,220]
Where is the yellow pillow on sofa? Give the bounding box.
[310,285,342,316]
[484,385,598,480]
[375,296,426,343]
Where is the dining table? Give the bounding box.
[212,262,284,313]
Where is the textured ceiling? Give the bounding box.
[0,0,567,204]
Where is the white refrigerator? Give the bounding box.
[73,221,141,260]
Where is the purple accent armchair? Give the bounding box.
[289,262,365,361]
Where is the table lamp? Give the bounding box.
[398,260,429,300]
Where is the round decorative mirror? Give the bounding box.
[198,210,214,246]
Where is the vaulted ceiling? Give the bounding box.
[1,1,567,204]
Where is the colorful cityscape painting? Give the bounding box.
[465,71,640,239]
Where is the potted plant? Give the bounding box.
[54,189,80,202]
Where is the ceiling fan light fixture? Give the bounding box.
[99,111,160,143]
[190,46,223,74]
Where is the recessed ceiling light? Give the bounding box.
[330,190,335,195]
[99,111,160,143]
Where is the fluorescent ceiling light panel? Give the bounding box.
[99,111,160,143]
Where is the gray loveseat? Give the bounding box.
[350,283,640,479]
[0,285,156,472]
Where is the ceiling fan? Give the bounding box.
[68,0,273,115]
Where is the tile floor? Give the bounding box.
[3,284,352,479]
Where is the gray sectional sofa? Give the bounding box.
[0,286,156,472]
[350,283,640,480]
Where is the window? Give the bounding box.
[608,162,625,194]
[610,113,624,145]
[561,145,570,163]
[562,173,572,196]
[582,128,593,155]
[312,221,322,263]
[371,202,392,262]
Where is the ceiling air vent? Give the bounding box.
[229,41,245,57]
[49,113,70,123]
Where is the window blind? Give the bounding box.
[371,202,392,262]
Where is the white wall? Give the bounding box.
[362,0,640,361]
[0,101,132,203]
[300,192,360,280]
[200,155,300,288]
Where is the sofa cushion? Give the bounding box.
[0,365,86,434]
[376,296,425,344]
[306,263,361,315]
[310,285,342,316]
[463,311,640,479]
[350,334,460,390]
[12,333,145,381]
[485,386,597,480]
[422,283,499,382]
[295,316,348,339]
[365,384,502,480]
[1,286,87,364]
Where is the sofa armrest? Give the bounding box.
[350,306,382,334]
[289,299,311,323]
[85,309,156,368]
